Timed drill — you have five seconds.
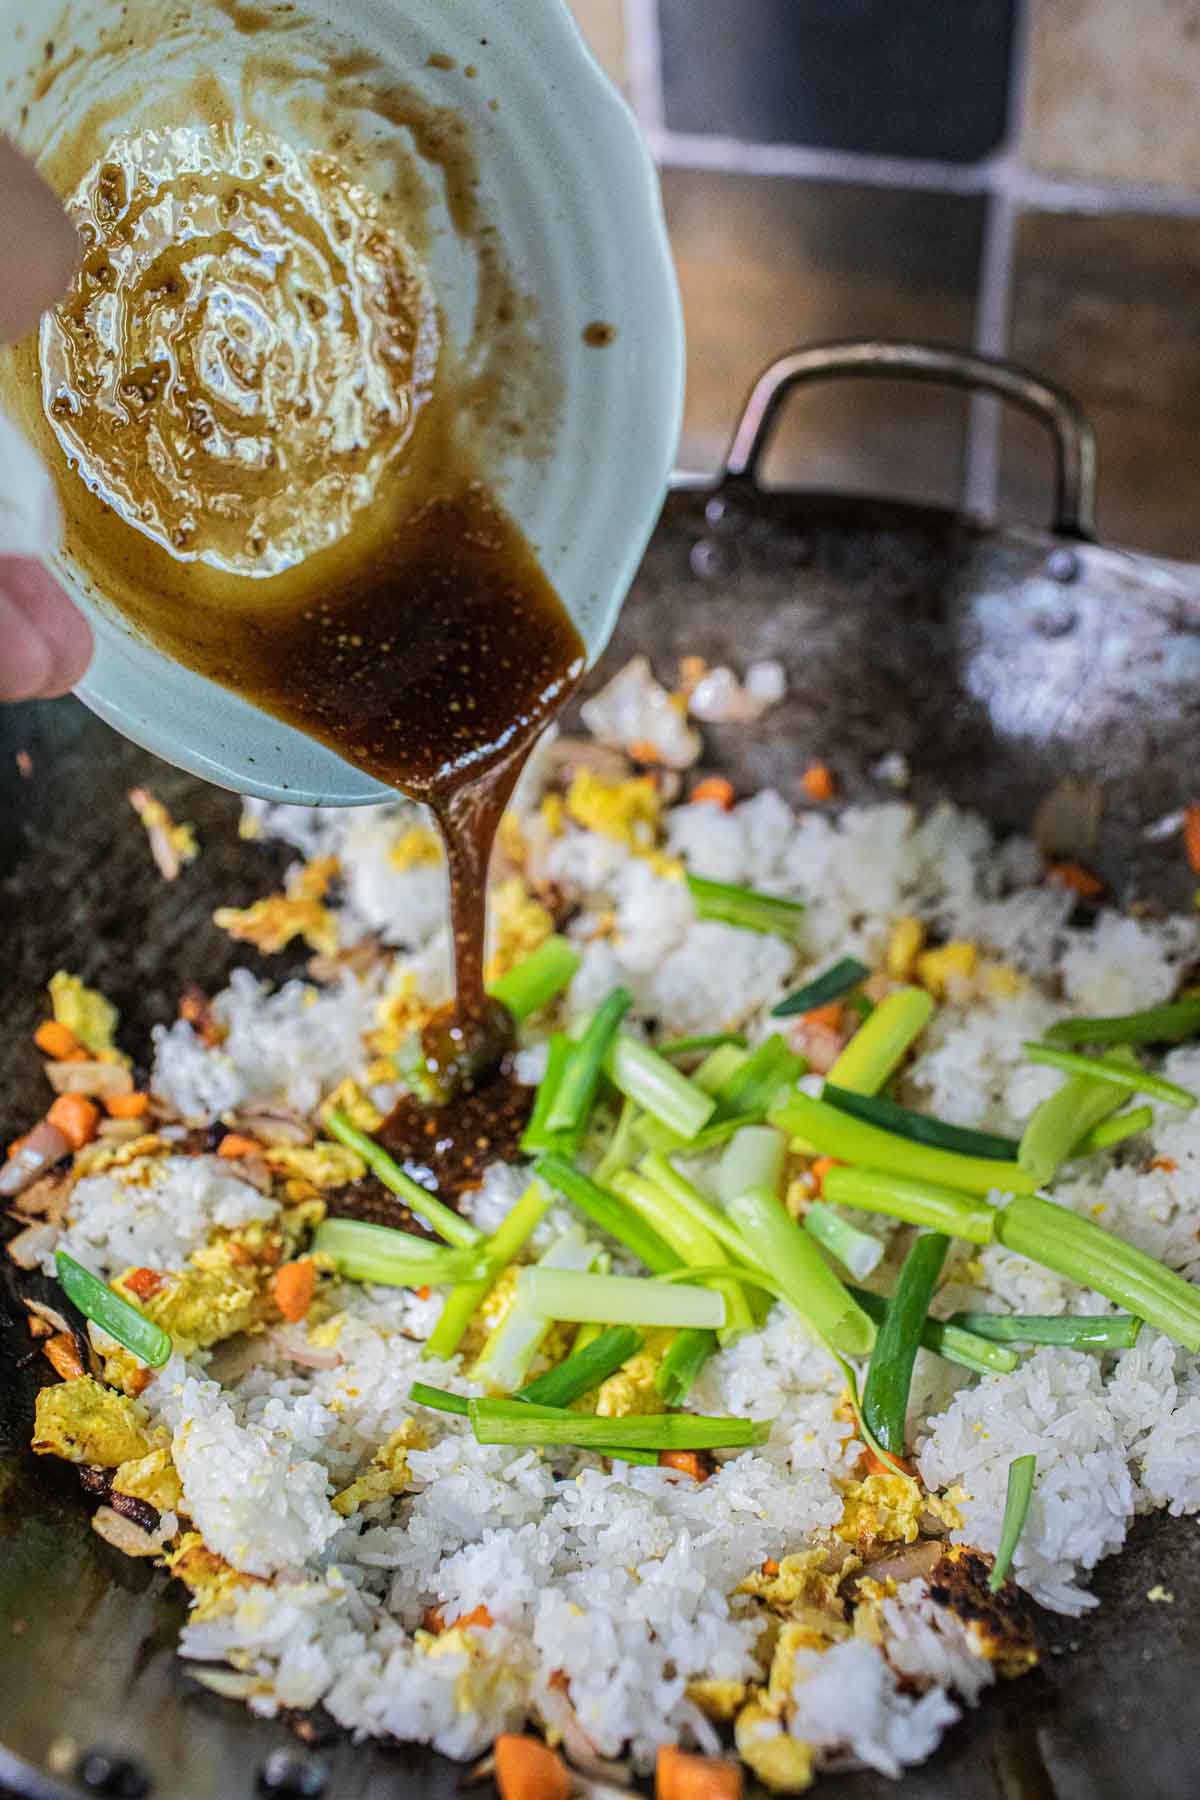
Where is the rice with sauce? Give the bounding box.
[18,660,1200,1790]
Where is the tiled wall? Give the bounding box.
[569,0,1200,560]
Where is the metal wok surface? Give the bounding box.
[4,345,1200,1800]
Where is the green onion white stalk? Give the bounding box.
[424,1178,553,1362]
[612,1169,754,1342]
[803,1201,885,1278]
[771,1090,1036,1198]
[820,1165,997,1244]
[471,1225,596,1392]
[604,1035,716,1139]
[312,1219,487,1288]
[517,1267,726,1330]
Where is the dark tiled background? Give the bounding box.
[570,0,1200,559]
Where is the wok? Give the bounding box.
[3,341,1200,1800]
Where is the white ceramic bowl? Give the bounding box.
[0,0,683,805]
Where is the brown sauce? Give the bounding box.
[34,118,585,1177]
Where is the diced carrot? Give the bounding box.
[451,1604,493,1631]
[864,1445,913,1480]
[46,1093,100,1151]
[659,1449,710,1482]
[761,1559,780,1577]
[1185,806,1200,875]
[1046,861,1104,899]
[802,1001,844,1032]
[123,1267,165,1301]
[809,1155,841,1196]
[43,1332,86,1381]
[422,1604,447,1634]
[1151,1155,1178,1173]
[656,1744,743,1800]
[105,1091,149,1120]
[414,1285,431,1301]
[801,762,834,803]
[272,1259,316,1323]
[217,1133,261,1160]
[629,738,663,765]
[691,777,735,810]
[34,1020,83,1060]
[494,1735,571,1800]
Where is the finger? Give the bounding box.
[0,138,80,343]
[0,556,92,698]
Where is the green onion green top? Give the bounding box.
[685,873,806,941]
[56,1250,172,1368]
[773,957,870,1018]
[1046,999,1200,1049]
[822,1082,1020,1162]
[989,1453,1037,1592]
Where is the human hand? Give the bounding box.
[0,137,92,700]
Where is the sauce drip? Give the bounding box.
[38,125,585,1103]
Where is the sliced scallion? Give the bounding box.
[822,1083,1020,1162]
[612,1169,754,1342]
[693,1043,748,1095]
[312,1219,487,1288]
[468,1397,771,1451]
[656,1327,718,1406]
[424,1178,553,1363]
[861,1232,949,1455]
[56,1250,171,1368]
[820,1165,997,1244]
[848,1285,1018,1376]
[547,989,632,1136]
[326,1112,481,1249]
[770,1090,1036,1198]
[517,1325,644,1407]
[1017,1052,1135,1185]
[804,1201,885,1279]
[1046,999,1200,1048]
[1071,1105,1154,1157]
[772,957,870,1019]
[408,1380,470,1416]
[638,1153,758,1264]
[948,1310,1141,1350]
[994,1194,1200,1351]
[720,1173,875,1356]
[489,935,580,1022]
[605,1035,716,1140]
[633,1110,763,1157]
[1024,1042,1197,1111]
[471,1226,597,1393]
[989,1454,1037,1592]
[824,986,934,1095]
[659,1032,750,1059]
[592,1095,641,1188]
[520,1037,580,1157]
[686,872,806,941]
[517,1267,726,1330]
[714,1034,807,1121]
[534,1153,680,1274]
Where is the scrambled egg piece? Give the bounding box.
[332,1423,422,1517]
[565,770,661,850]
[915,941,978,999]
[166,1533,258,1622]
[320,1077,383,1134]
[214,856,340,957]
[49,971,122,1059]
[686,1679,748,1722]
[981,961,1028,1000]
[112,1223,289,1357]
[388,825,443,869]
[835,1471,934,1554]
[370,967,438,1056]
[539,793,564,838]
[739,1546,858,1616]
[735,1701,814,1793]
[33,1377,152,1466]
[264,1142,365,1188]
[887,915,925,980]
[113,1445,183,1513]
[593,1331,671,1418]
[484,877,554,985]
[74,1134,166,1177]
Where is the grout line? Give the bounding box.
[622,0,666,135]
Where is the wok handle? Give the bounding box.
[720,340,1097,540]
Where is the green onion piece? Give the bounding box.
[771,1090,1036,1199]
[1071,1105,1154,1158]
[995,1194,1200,1351]
[845,990,876,1023]
[989,1454,1037,1592]
[820,1165,997,1244]
[612,1170,754,1342]
[1017,1050,1136,1185]
[825,986,934,1095]
[325,1111,481,1249]
[693,1043,748,1095]
[822,1083,1020,1162]
[520,1037,580,1157]
[518,1266,725,1329]
[716,1123,788,1205]
[639,1153,759,1263]
[722,1181,875,1356]
[686,872,806,941]
[312,1219,487,1288]
[472,1227,596,1393]
[656,1327,718,1405]
[534,1153,680,1273]
[848,1285,1019,1376]
[772,957,871,1019]
[948,1310,1142,1350]
[1046,999,1200,1048]
[55,1250,171,1368]
[547,988,633,1136]
[517,1325,643,1407]
[804,1201,884,1279]
[605,1035,717,1140]
[862,1232,949,1455]
[468,1397,771,1451]
[714,1035,807,1121]
[489,935,580,1022]
[656,1263,791,1304]
[593,1095,641,1188]
[408,1380,470,1416]
[634,1110,762,1157]
[424,1178,553,1363]
[659,1032,749,1058]
[1023,1041,1197,1111]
